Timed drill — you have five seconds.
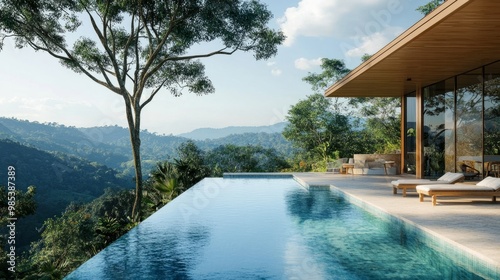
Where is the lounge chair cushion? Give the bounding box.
[391,172,464,187]
[437,172,452,181]
[416,184,496,192]
[399,180,457,186]
[417,177,500,192]
[391,179,430,186]
[476,176,500,190]
[437,172,464,182]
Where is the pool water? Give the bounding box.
[66,178,489,279]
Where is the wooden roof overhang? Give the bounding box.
[325,0,500,98]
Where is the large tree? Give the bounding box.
[0,0,284,220]
[302,58,350,112]
[348,97,401,153]
[283,93,351,164]
[303,56,401,154]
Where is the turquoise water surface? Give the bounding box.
[66,178,490,279]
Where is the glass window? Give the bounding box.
[422,78,455,177]
[456,68,483,178]
[404,93,416,174]
[484,62,500,175]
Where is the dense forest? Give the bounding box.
[0,139,134,252]
[0,117,294,177]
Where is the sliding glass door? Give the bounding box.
[422,78,455,177]
[404,93,416,174]
[484,62,500,173]
[456,68,483,176]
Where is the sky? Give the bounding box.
[0,0,430,135]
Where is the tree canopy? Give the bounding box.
[302,58,350,93]
[348,97,401,153]
[0,0,285,220]
[417,0,445,15]
[302,58,350,112]
[283,94,351,163]
[205,144,289,175]
[284,54,402,171]
[0,186,36,278]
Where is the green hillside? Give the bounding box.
[177,122,288,140]
[197,132,295,155]
[0,118,131,170]
[0,139,133,251]
[0,118,294,177]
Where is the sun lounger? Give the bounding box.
[416,177,500,206]
[391,172,465,197]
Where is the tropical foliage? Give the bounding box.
[283,55,402,171]
[143,141,211,215]
[302,58,351,112]
[205,144,289,176]
[348,97,401,153]
[417,0,446,15]
[20,189,135,279]
[0,186,36,278]
[283,94,351,167]
[0,139,132,252]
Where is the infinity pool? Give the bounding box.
[66,178,491,279]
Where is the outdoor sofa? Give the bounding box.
[391,172,465,197]
[416,176,500,206]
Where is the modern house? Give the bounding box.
[325,0,500,179]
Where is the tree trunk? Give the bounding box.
[124,95,143,222]
[130,125,143,222]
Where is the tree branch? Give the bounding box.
[137,3,185,100]
[169,47,238,61]
[137,1,154,57]
[84,6,125,91]
[122,11,138,88]
[140,79,168,110]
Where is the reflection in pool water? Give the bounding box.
[66,178,490,279]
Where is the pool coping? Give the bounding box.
[223,172,500,279]
[223,173,330,190]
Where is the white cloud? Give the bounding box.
[271,69,283,76]
[278,1,340,46]
[278,0,403,46]
[294,57,323,70]
[265,61,282,76]
[345,26,403,57]
[0,97,121,127]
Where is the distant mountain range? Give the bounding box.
[177,122,288,140]
[0,117,293,177]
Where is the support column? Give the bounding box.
[415,83,424,178]
[400,95,406,175]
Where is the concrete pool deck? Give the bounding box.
[293,172,500,272]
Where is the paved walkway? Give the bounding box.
[293,173,500,273]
